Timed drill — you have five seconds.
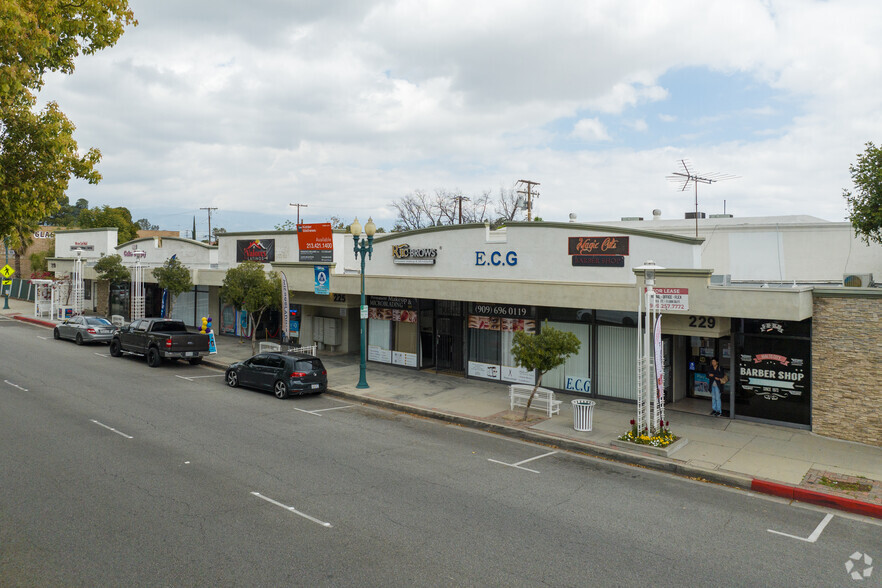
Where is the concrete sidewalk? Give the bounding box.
[4,296,882,519]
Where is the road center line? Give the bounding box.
[90,419,133,439]
[250,492,333,528]
[3,379,28,392]
[768,513,833,543]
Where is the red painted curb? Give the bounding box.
[12,315,56,329]
[752,479,882,519]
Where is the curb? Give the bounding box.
[751,479,882,519]
[12,315,56,329]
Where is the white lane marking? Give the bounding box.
[293,405,352,416]
[3,379,28,392]
[250,492,333,528]
[37,336,50,340]
[488,451,558,474]
[90,419,133,439]
[768,513,834,543]
[94,352,110,358]
[175,374,224,382]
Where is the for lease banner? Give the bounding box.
[297,223,333,262]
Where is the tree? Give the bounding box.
[79,205,140,243]
[1,0,136,242]
[0,0,137,103]
[93,253,130,283]
[136,218,159,231]
[0,100,101,240]
[152,257,192,318]
[510,323,581,420]
[843,142,882,245]
[5,214,38,275]
[391,187,523,231]
[29,247,51,275]
[42,196,88,226]
[219,261,282,355]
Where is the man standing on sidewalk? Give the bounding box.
[708,357,725,417]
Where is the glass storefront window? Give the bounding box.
[542,321,592,394]
[368,317,392,363]
[467,315,536,383]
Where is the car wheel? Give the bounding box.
[53,328,60,340]
[109,339,122,357]
[146,347,162,368]
[75,333,83,345]
[188,357,203,365]
[225,370,239,387]
[273,380,289,399]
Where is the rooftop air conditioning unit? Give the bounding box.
[843,273,874,287]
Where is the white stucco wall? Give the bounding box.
[54,228,118,259]
[116,237,216,268]
[362,223,701,284]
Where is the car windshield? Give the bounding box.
[293,358,324,371]
[86,318,112,326]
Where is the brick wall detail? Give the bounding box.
[812,296,882,447]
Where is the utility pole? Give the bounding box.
[453,195,470,224]
[289,203,308,227]
[517,180,540,221]
[200,207,218,244]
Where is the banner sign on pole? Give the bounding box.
[208,331,217,354]
[314,265,329,295]
[280,272,290,342]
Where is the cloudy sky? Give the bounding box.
[39,0,882,237]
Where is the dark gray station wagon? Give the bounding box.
[225,352,327,399]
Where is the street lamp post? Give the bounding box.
[351,217,376,389]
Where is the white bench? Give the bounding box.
[509,384,561,417]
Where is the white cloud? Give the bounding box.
[34,0,882,232]
[571,118,612,142]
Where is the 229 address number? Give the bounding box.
[688,316,716,328]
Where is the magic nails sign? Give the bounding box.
[568,236,628,267]
[236,239,275,263]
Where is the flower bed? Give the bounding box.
[618,419,679,448]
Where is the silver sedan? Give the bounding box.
[54,316,117,345]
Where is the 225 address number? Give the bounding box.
[688,316,716,328]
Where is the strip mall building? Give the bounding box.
[47,214,882,446]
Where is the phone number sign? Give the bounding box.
[648,287,689,311]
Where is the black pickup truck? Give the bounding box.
[109,318,211,367]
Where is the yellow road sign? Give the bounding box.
[2,279,11,286]
[0,264,13,278]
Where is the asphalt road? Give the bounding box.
[1,317,880,587]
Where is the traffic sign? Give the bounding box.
[0,264,14,278]
[2,280,11,286]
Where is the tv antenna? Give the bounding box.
[666,160,737,237]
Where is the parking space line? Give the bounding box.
[488,451,558,473]
[292,405,352,416]
[37,336,50,340]
[768,513,833,543]
[90,419,133,439]
[94,352,110,358]
[175,375,194,382]
[3,379,28,392]
[250,492,333,528]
